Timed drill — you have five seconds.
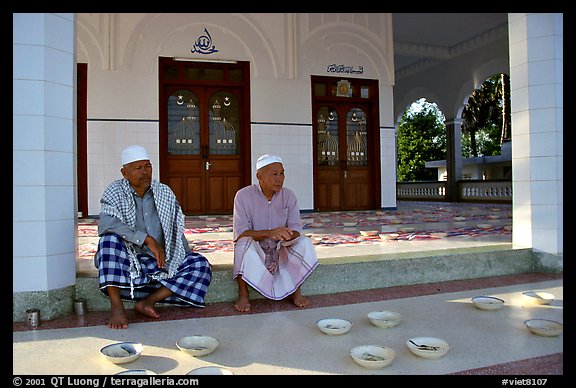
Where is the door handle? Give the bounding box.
[205,161,211,171]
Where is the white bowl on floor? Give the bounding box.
[524,319,563,337]
[176,335,219,356]
[100,342,143,364]
[406,337,450,359]
[471,296,505,311]
[379,233,399,241]
[116,369,156,375]
[367,311,402,328]
[350,345,396,369]
[187,366,234,375]
[522,291,555,305]
[360,230,379,237]
[317,318,352,335]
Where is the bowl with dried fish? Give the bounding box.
[350,345,396,369]
[317,318,352,335]
[406,337,450,359]
[367,310,402,328]
[100,342,143,364]
[176,335,219,356]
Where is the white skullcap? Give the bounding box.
[256,154,283,171]
[121,145,150,166]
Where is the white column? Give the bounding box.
[508,13,563,256]
[13,13,78,320]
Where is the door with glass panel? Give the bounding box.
[312,76,380,211]
[159,58,250,215]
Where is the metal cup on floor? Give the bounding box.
[74,299,87,316]
[26,308,40,328]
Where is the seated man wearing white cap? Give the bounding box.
[232,154,319,312]
[94,145,212,329]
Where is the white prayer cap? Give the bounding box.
[256,154,283,171]
[121,145,150,166]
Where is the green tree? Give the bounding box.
[461,74,510,157]
[397,99,446,181]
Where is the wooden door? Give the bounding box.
[312,76,380,211]
[76,63,88,218]
[159,58,250,215]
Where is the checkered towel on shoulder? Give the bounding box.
[100,178,186,279]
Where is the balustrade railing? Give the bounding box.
[396,180,512,203]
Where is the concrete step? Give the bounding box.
[75,245,558,313]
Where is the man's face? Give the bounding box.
[121,159,153,192]
[257,162,285,194]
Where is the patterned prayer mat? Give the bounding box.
[78,201,512,258]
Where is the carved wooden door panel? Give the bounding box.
[312,76,380,212]
[159,58,250,215]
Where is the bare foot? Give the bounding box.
[234,295,251,312]
[291,288,311,308]
[108,306,129,329]
[134,300,160,319]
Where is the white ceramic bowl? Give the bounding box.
[471,296,505,311]
[115,370,157,375]
[522,291,555,305]
[186,366,234,375]
[317,318,352,335]
[176,335,219,356]
[100,342,143,364]
[379,233,399,241]
[360,230,378,237]
[524,319,563,337]
[406,337,450,359]
[367,311,402,328]
[350,345,396,369]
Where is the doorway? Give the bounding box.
[311,76,381,211]
[159,57,251,215]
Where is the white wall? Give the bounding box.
[13,13,77,292]
[77,13,397,215]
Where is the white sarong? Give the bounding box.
[233,236,319,300]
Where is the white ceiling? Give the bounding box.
[392,13,508,78]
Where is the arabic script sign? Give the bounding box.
[191,28,219,54]
[326,64,364,74]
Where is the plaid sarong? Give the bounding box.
[95,233,212,307]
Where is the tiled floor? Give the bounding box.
[14,201,564,375]
[13,273,563,375]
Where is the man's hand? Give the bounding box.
[144,235,166,268]
[269,227,296,241]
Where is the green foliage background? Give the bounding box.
[397,101,446,181]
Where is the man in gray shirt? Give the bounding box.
[94,145,212,329]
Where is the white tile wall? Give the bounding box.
[13,13,77,293]
[87,120,160,215]
[251,123,314,211]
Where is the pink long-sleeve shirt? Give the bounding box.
[232,183,302,250]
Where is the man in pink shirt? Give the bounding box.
[232,154,319,312]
